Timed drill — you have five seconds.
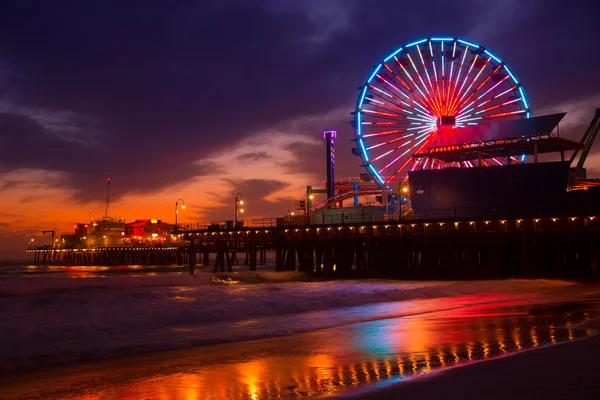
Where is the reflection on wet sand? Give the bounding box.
[2,308,593,400]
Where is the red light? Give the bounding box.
[84,224,88,228]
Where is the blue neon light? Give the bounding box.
[384,47,403,62]
[458,39,479,48]
[504,65,518,84]
[520,154,527,163]
[484,49,501,63]
[369,164,384,184]
[357,111,362,135]
[431,37,454,41]
[519,87,529,109]
[367,64,382,83]
[359,139,368,160]
[406,38,427,47]
[358,86,368,108]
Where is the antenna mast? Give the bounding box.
[104,178,111,220]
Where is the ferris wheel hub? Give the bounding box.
[438,116,456,127]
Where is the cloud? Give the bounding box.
[261,0,361,50]
[536,94,600,134]
[466,0,543,42]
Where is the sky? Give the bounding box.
[1,0,600,259]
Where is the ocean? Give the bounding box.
[0,259,598,399]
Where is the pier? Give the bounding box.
[28,214,600,280]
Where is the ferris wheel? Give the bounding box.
[353,37,531,187]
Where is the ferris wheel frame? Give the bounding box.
[354,37,531,188]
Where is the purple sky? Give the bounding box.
[1,0,600,259]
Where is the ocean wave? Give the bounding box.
[0,276,574,372]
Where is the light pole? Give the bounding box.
[234,193,244,226]
[175,198,185,232]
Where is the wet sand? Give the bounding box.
[1,285,598,400]
[347,317,600,399]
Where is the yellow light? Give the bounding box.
[454,222,459,226]
[240,209,244,213]
[485,221,489,225]
[338,227,342,230]
[552,218,557,222]
[385,225,389,228]
[439,222,444,226]
[239,200,244,205]
[285,229,288,232]
[590,216,595,220]
[291,212,295,216]
[425,223,429,227]
[411,224,415,227]
[181,205,186,209]
[535,219,540,223]
[517,220,522,223]
[469,222,474,225]
[309,194,314,199]
[327,227,332,231]
[402,187,408,193]
[306,228,310,231]
[151,219,158,224]
[571,217,576,221]
[350,227,354,229]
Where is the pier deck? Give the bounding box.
[29,215,600,280]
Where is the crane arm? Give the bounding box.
[571,108,600,168]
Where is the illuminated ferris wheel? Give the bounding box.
[353,37,531,187]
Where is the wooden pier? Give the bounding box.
[28,215,600,280]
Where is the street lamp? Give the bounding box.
[175,198,185,232]
[235,193,244,226]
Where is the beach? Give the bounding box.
[1,261,599,399]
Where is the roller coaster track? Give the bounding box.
[310,189,384,211]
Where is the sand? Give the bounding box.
[346,318,600,399]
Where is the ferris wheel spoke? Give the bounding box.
[362,129,407,138]
[456,64,503,113]
[385,132,436,183]
[448,54,479,115]
[370,136,417,162]
[366,133,415,151]
[447,45,470,114]
[395,57,438,114]
[474,97,522,116]
[452,57,491,114]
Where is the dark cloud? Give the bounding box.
[0,0,599,198]
[236,152,271,162]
